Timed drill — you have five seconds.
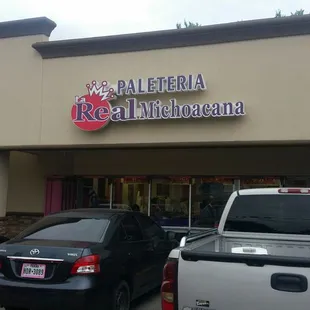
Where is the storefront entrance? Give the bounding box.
[35,145,310,231]
[44,175,290,229]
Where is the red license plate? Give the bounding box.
[21,263,46,279]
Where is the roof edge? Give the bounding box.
[0,17,56,39]
[29,14,310,59]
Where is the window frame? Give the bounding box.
[120,214,144,242]
[135,213,166,240]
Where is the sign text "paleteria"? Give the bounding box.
[71,74,246,132]
[115,74,206,95]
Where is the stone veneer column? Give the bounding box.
[0,151,9,217]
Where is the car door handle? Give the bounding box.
[271,273,308,293]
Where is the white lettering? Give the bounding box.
[115,74,207,95]
[109,99,245,121]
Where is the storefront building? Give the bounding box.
[1,15,310,237]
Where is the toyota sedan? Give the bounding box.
[0,208,177,310]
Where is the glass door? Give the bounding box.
[191,177,235,228]
[150,176,190,227]
[112,176,149,214]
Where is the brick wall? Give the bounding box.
[0,213,43,239]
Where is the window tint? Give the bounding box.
[119,224,128,242]
[224,194,310,235]
[136,214,165,239]
[17,217,109,242]
[122,215,143,241]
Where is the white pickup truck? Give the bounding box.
[161,187,310,310]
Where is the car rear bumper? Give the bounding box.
[0,274,109,310]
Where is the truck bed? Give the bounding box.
[183,232,310,258]
[177,232,310,310]
[164,189,310,310]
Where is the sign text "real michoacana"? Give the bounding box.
[71,73,245,132]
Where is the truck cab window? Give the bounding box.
[224,194,310,234]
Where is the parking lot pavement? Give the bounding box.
[0,291,161,310]
[131,290,161,310]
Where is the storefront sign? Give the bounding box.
[71,74,246,131]
[115,74,206,95]
[201,177,234,184]
[123,176,148,184]
[169,176,191,185]
[241,178,280,185]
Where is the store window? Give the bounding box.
[240,177,281,189]
[191,177,235,228]
[76,177,94,208]
[150,177,190,227]
[97,177,111,203]
[83,177,111,208]
[113,176,149,214]
[283,177,308,187]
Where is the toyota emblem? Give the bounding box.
[30,248,40,256]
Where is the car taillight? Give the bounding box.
[161,259,178,310]
[71,255,100,275]
[278,188,310,194]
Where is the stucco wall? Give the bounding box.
[0,33,310,148]
[0,35,47,147]
[7,151,45,213]
[39,34,310,147]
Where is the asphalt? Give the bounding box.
[0,291,161,310]
[131,290,161,310]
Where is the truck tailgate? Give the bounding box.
[178,251,310,310]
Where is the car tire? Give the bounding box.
[112,280,131,310]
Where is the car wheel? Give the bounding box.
[112,280,131,310]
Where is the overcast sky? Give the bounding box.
[1,0,310,41]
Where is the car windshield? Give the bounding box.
[17,217,110,242]
[224,194,310,235]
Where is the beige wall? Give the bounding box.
[0,35,47,147]
[37,34,310,146]
[0,34,310,148]
[7,151,45,213]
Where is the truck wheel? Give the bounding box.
[112,280,131,310]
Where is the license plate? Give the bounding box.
[21,263,46,279]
